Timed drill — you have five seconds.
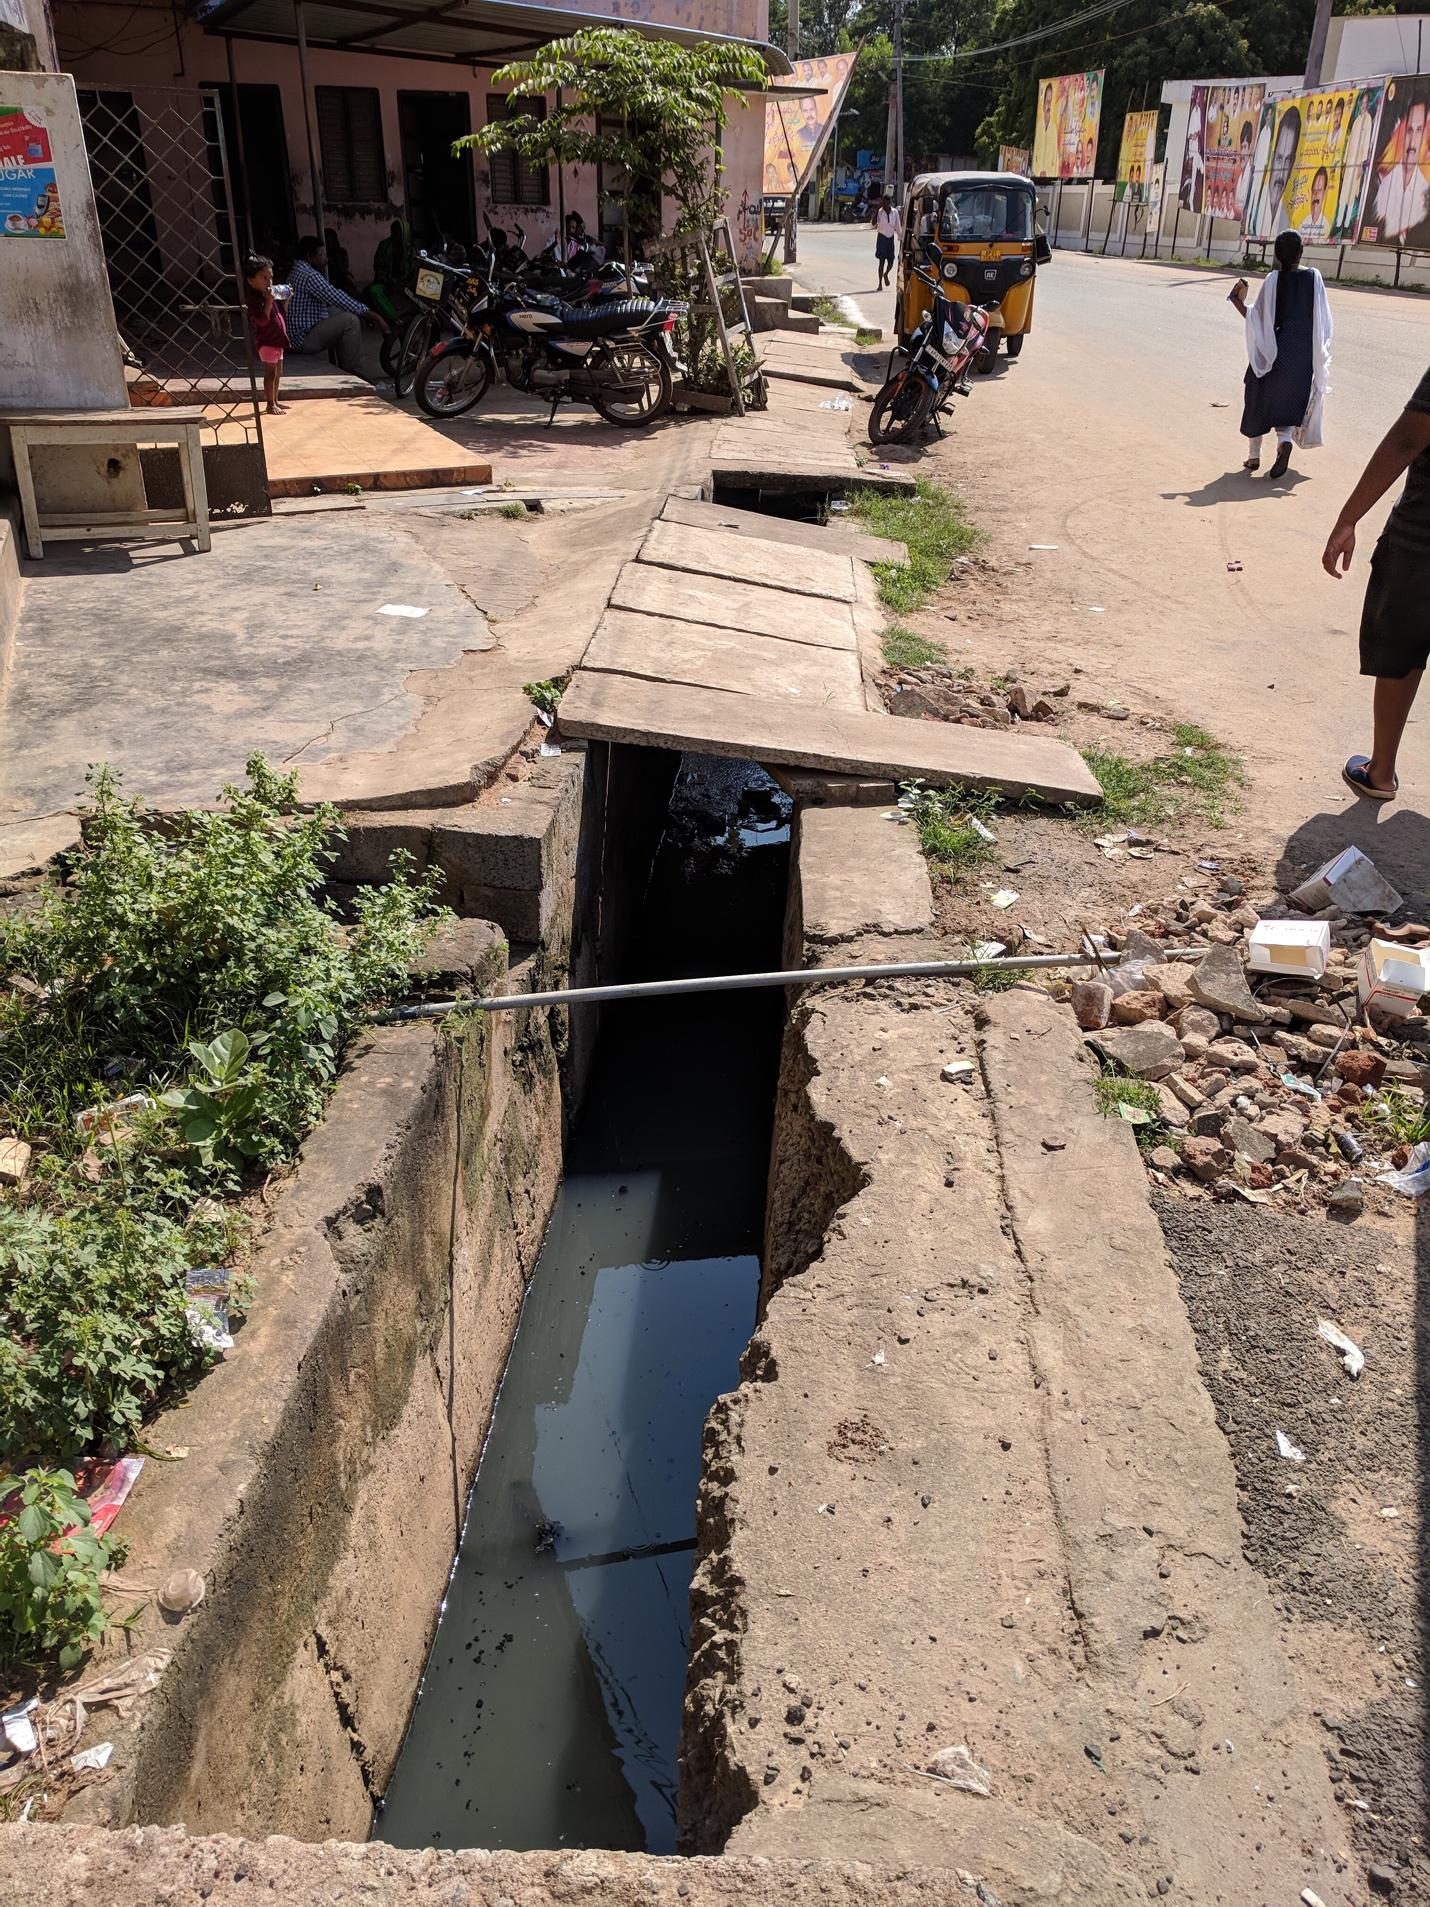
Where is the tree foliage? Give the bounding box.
[461,28,768,233]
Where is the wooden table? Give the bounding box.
[2,407,211,558]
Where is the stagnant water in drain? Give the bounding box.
[376,758,789,1856]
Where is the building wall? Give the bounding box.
[56,0,769,287]
[1326,13,1430,82]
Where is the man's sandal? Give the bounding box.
[1342,756,1399,803]
[1242,457,1260,472]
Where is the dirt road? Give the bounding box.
[790,228,1430,896]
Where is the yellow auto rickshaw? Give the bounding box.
[896,170,1051,367]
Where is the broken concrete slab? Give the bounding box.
[557,672,1103,804]
[660,495,910,569]
[1189,943,1266,1024]
[583,610,865,710]
[610,563,860,648]
[795,805,933,941]
[767,766,896,805]
[638,517,857,602]
[1088,1018,1183,1078]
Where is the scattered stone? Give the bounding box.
[1030,697,1057,721]
[1143,962,1195,1012]
[1122,928,1167,965]
[1334,1049,1387,1089]
[1148,1145,1182,1172]
[1189,945,1266,1024]
[1328,1179,1365,1220]
[1151,1084,1190,1129]
[1256,1110,1308,1151]
[1041,1136,1066,1152]
[1182,1136,1228,1183]
[1224,1116,1275,1165]
[0,1137,31,1187]
[1206,1038,1261,1073]
[1306,1024,1342,1050]
[1179,1034,1210,1062]
[1110,989,1165,1025]
[1368,1864,1396,1896]
[1007,684,1032,720]
[1164,1073,1205,1110]
[1090,1021,1183,1081]
[1191,1108,1227,1138]
[1172,1005,1221,1043]
[1071,980,1114,1031]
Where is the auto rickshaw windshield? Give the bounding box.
[938,185,1034,242]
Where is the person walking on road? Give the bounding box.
[285,235,388,374]
[873,193,899,291]
[1322,370,1430,801]
[1229,230,1332,481]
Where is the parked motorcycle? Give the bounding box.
[383,240,470,398]
[413,231,682,428]
[868,245,993,446]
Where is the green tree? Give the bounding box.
[461,28,768,239]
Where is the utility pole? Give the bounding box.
[887,0,905,206]
[1304,0,1333,87]
[783,0,800,262]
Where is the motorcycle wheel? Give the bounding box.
[975,336,998,374]
[393,312,435,398]
[1004,332,1025,359]
[867,370,933,445]
[591,342,672,427]
[415,341,492,419]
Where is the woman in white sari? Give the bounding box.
[1229,230,1333,481]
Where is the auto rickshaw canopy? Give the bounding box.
[904,172,1039,245]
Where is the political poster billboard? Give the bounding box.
[1244,80,1385,244]
[1116,110,1157,203]
[762,53,860,199]
[999,145,1031,176]
[1183,83,1265,217]
[1357,75,1429,248]
[1032,71,1104,180]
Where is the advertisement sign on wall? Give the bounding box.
[1032,71,1105,180]
[1244,80,1385,244]
[1179,82,1265,217]
[762,53,859,199]
[999,145,1031,176]
[1357,75,1429,248]
[0,104,65,237]
[1116,110,1157,203]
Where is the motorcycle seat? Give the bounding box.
[551,298,660,336]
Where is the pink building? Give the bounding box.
[52,0,780,284]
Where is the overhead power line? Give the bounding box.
[898,0,1136,63]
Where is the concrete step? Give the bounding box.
[756,302,820,334]
[741,272,792,304]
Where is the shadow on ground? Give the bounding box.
[1278,800,1430,917]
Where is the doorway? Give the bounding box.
[210,83,295,264]
[399,91,475,253]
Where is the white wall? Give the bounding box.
[1327,14,1430,83]
[0,67,128,406]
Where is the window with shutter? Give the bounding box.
[485,94,549,207]
[316,87,386,203]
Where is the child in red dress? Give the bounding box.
[244,254,289,414]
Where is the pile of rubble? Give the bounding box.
[1063,851,1430,1218]
[887,669,1067,730]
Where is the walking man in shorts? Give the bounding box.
[1323,368,1430,800]
[873,193,899,290]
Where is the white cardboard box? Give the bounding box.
[1358,939,1430,1017]
[1247,919,1331,980]
[1290,845,1402,916]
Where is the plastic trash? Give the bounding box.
[1317,1317,1365,1380]
[970,816,997,843]
[1281,1072,1322,1102]
[1276,1430,1306,1463]
[70,1742,114,1772]
[941,1059,975,1082]
[159,1568,206,1615]
[1379,1141,1430,1196]
[926,1743,992,1796]
[1,1700,38,1756]
[991,889,1019,909]
[378,603,428,618]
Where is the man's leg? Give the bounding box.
[298,310,364,373]
[1368,670,1423,790]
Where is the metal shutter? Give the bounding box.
[316,87,385,202]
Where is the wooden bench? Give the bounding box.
[2,407,211,558]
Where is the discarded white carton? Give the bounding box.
[1291,845,1401,916]
[1246,919,1331,980]
[1358,939,1430,1018]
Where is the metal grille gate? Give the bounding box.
[77,84,269,514]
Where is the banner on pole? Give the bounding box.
[1178,83,1265,217]
[1032,71,1104,180]
[1243,80,1385,243]
[1356,75,1427,248]
[1115,110,1157,203]
[762,53,861,200]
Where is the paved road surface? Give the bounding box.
[789,225,1430,890]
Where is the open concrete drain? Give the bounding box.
[376,759,790,1854]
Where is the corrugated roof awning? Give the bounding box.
[194,0,793,77]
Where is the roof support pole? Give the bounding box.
[294,0,327,239]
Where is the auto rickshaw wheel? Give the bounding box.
[1004,333,1025,359]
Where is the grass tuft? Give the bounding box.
[1093,1074,1173,1150]
[1083,722,1244,831]
[881,623,948,670]
[845,479,981,615]
[902,780,998,883]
